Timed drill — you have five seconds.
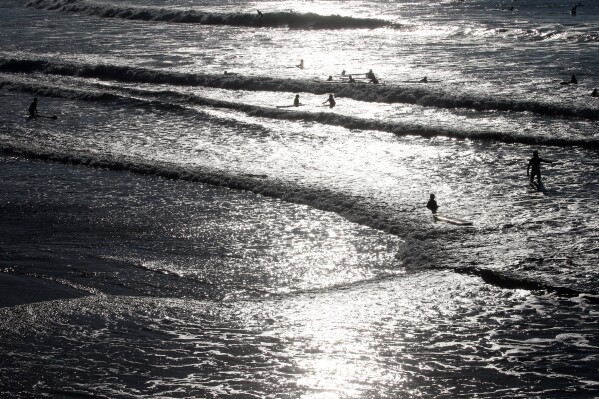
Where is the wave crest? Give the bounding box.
[26,0,392,29]
[3,57,599,124]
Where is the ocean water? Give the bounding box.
[1,0,599,397]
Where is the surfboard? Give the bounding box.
[313,80,367,84]
[433,214,473,226]
[24,114,58,119]
[276,104,304,108]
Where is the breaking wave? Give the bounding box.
[26,0,392,29]
[2,57,599,124]
[2,73,599,149]
[1,142,597,301]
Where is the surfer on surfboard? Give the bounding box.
[426,194,439,214]
[527,150,554,185]
[366,69,379,84]
[294,94,301,107]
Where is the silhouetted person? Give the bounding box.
[255,10,263,26]
[591,88,598,97]
[348,75,356,83]
[341,69,346,76]
[527,150,553,184]
[323,94,336,108]
[366,69,379,84]
[293,94,301,107]
[561,74,578,85]
[297,59,304,69]
[28,98,38,118]
[426,194,439,214]
[420,76,428,83]
[327,75,333,81]
[570,4,581,15]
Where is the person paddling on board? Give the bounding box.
[527,150,554,185]
[419,76,428,83]
[28,98,38,118]
[323,93,336,108]
[293,94,301,107]
[591,88,598,97]
[426,194,439,214]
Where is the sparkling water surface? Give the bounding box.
[1,0,599,397]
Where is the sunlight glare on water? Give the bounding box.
[2,0,599,397]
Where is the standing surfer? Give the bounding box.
[527,150,554,185]
[426,194,439,214]
[28,98,38,118]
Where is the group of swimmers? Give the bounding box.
[426,150,555,216]
[322,69,380,85]
[286,66,381,109]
